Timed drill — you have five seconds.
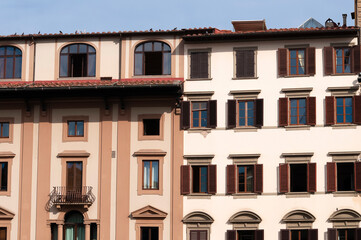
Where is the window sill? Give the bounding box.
[331,124,357,129]
[132,75,172,78]
[285,192,311,198]
[284,125,310,131]
[234,126,258,132]
[232,76,258,80]
[58,77,97,80]
[188,128,212,133]
[232,193,258,199]
[283,74,312,78]
[186,193,212,199]
[0,191,11,197]
[186,78,213,81]
[330,73,357,76]
[332,191,359,197]
[0,78,22,81]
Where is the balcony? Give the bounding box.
[47,186,95,210]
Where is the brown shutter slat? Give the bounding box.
[255,230,264,240]
[236,50,245,78]
[325,96,335,126]
[355,162,361,191]
[327,162,336,192]
[279,163,289,193]
[255,99,264,127]
[226,165,236,194]
[208,100,217,128]
[308,229,318,240]
[227,230,237,240]
[278,48,288,77]
[254,164,263,193]
[353,96,361,124]
[190,52,208,79]
[200,52,209,78]
[308,163,317,193]
[190,52,199,78]
[280,229,290,240]
[227,100,237,129]
[307,47,316,76]
[353,45,361,73]
[307,97,316,126]
[328,228,337,240]
[180,165,190,195]
[324,46,334,75]
[236,50,255,78]
[208,164,217,194]
[279,98,288,127]
[180,101,190,130]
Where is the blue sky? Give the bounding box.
[0,0,356,35]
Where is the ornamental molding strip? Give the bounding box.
[182,211,214,224]
[131,205,167,220]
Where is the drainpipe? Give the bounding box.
[119,33,122,80]
[31,35,36,82]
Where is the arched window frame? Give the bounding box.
[59,43,96,78]
[0,46,22,79]
[183,211,214,240]
[134,41,171,76]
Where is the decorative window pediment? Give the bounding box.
[282,210,315,229]
[0,207,14,220]
[182,211,214,224]
[329,209,361,228]
[229,211,261,224]
[131,205,167,220]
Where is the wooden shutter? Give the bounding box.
[307,97,316,126]
[307,47,316,76]
[255,230,264,240]
[279,98,288,127]
[255,99,264,127]
[327,162,336,192]
[278,48,288,77]
[180,101,190,130]
[353,45,361,73]
[353,96,361,124]
[226,165,236,194]
[236,50,255,78]
[180,165,190,195]
[327,228,337,240]
[190,52,208,79]
[279,163,289,193]
[355,162,361,191]
[308,163,317,193]
[308,229,318,240]
[325,96,335,126]
[324,46,334,75]
[208,164,217,194]
[208,100,217,128]
[254,164,263,193]
[280,229,290,240]
[356,228,361,240]
[227,100,237,129]
[227,230,237,240]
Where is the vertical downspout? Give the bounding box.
[119,34,122,80]
[32,36,36,82]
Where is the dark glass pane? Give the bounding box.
[290,116,297,125]
[239,101,245,109]
[290,58,297,67]
[290,66,297,75]
[337,115,344,123]
[15,56,21,78]
[152,161,159,189]
[298,50,305,58]
[299,107,306,116]
[154,42,162,51]
[344,48,351,57]
[144,51,162,75]
[141,227,149,240]
[61,46,68,54]
[6,47,14,55]
[246,166,254,191]
[290,164,307,192]
[290,50,297,58]
[337,106,344,115]
[151,227,158,240]
[51,223,58,240]
[238,166,245,192]
[0,48,4,56]
[143,161,150,189]
[88,54,96,77]
[143,119,160,135]
[200,111,207,127]
[290,107,297,117]
[69,44,78,53]
[298,65,305,74]
[336,49,342,57]
[345,97,352,106]
[2,123,9,137]
[248,117,254,126]
[345,64,351,73]
[135,45,143,52]
[65,211,84,223]
[238,230,255,240]
[345,106,352,115]
[239,109,245,118]
[337,163,354,191]
[68,121,76,136]
[90,223,97,240]
[144,42,152,52]
[346,114,352,123]
[60,55,68,77]
[78,44,87,53]
[0,58,4,78]
[5,57,13,78]
[239,118,245,126]
[88,46,96,53]
[163,52,171,75]
[0,227,6,240]
[163,44,171,51]
[192,112,199,127]
[134,53,143,75]
[200,167,208,193]
[290,99,297,108]
[336,65,343,73]
[15,48,22,55]
[76,121,84,136]
[1,163,7,191]
[299,115,306,125]
[247,101,254,109]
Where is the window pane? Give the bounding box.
[201,111,207,127]
[69,44,78,53]
[298,50,305,58]
[151,161,159,189]
[5,57,13,78]
[239,108,245,118]
[0,48,4,56]
[290,99,297,108]
[88,46,96,53]
[68,121,75,136]
[238,167,245,192]
[299,115,306,124]
[151,227,158,239]
[248,117,254,126]
[290,116,297,125]
[15,56,22,78]
[192,112,199,127]
[60,55,68,77]
[298,65,305,74]
[337,115,344,123]
[2,123,9,137]
[336,65,343,73]
[1,163,7,191]
[14,48,21,55]
[76,121,84,136]
[144,42,152,52]
[200,167,208,193]
[337,106,343,115]
[246,166,254,191]
[87,54,96,77]
[239,118,246,126]
[143,161,150,189]
[0,58,4,78]
[346,114,352,123]
[163,52,171,75]
[0,227,6,240]
[163,43,171,51]
[290,67,297,75]
[290,58,297,67]
[290,50,297,58]
[345,97,352,106]
[79,44,87,53]
[336,49,342,57]
[154,42,162,51]
[61,46,68,54]
[6,47,14,55]
[345,106,352,115]
[141,227,149,240]
[344,64,351,73]
[134,53,143,75]
[135,45,143,52]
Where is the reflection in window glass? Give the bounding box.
[335,48,351,74]
[238,100,255,126]
[0,122,9,138]
[143,160,159,190]
[290,98,306,125]
[336,97,352,124]
[68,121,84,137]
[192,102,208,128]
[289,49,305,75]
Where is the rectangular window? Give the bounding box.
[289,49,305,75]
[238,165,254,192]
[0,227,6,240]
[336,97,353,124]
[192,102,208,128]
[0,163,8,192]
[190,230,207,240]
[337,229,355,240]
[235,49,255,78]
[141,227,158,240]
[290,164,307,192]
[67,120,84,137]
[66,162,83,190]
[238,230,255,240]
[143,119,160,136]
[290,230,308,240]
[0,122,9,138]
[192,166,208,193]
[335,47,351,74]
[279,162,316,194]
[238,100,255,127]
[190,51,209,79]
[143,160,159,190]
[337,162,354,191]
[289,98,307,125]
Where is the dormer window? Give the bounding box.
[60,43,96,77]
[0,46,22,79]
[134,41,171,75]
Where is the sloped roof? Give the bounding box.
[299,18,324,29]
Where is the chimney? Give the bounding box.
[342,14,347,27]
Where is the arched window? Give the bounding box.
[328,209,361,239]
[64,211,85,240]
[60,44,96,78]
[0,46,22,79]
[281,210,317,240]
[134,41,171,75]
[227,211,263,240]
[183,211,214,240]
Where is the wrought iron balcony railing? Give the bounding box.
[47,186,95,210]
